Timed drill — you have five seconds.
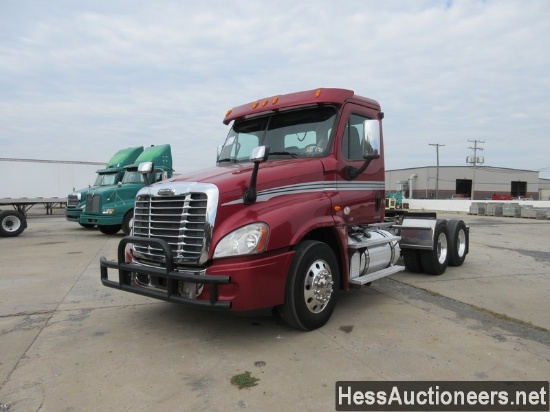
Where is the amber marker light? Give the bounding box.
[315,89,322,98]
[272,96,279,105]
[225,109,232,117]
[334,205,341,212]
[262,99,269,107]
[252,101,259,109]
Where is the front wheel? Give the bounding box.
[122,210,134,236]
[98,225,121,235]
[277,241,339,331]
[0,211,27,237]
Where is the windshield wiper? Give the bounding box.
[217,157,238,163]
[270,151,298,158]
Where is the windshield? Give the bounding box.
[94,172,119,186]
[122,171,145,184]
[218,106,337,162]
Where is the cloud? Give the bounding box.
[1,0,549,179]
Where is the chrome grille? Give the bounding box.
[86,194,100,212]
[67,194,79,208]
[133,192,209,266]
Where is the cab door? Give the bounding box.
[335,103,385,225]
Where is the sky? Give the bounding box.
[1,0,550,179]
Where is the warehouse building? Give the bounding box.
[386,166,550,201]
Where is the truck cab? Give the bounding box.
[66,146,144,227]
[101,88,469,330]
[80,144,173,235]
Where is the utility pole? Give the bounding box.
[429,143,444,199]
[467,140,485,200]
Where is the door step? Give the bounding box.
[349,265,405,287]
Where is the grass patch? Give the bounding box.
[230,371,259,389]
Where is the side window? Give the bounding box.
[342,113,369,161]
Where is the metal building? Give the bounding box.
[386,166,550,200]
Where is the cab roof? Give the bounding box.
[223,88,380,125]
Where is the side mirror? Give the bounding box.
[138,162,153,174]
[138,161,154,186]
[363,120,381,159]
[244,146,270,205]
[250,146,269,163]
[345,120,381,180]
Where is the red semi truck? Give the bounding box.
[100,88,469,330]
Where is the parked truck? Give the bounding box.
[100,88,469,330]
[66,146,144,228]
[80,144,173,235]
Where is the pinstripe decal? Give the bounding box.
[222,181,384,205]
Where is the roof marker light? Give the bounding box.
[252,101,259,109]
[262,99,269,107]
[225,109,232,117]
[272,97,279,105]
[315,89,322,98]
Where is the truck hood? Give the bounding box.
[166,158,328,204]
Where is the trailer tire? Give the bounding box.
[278,240,339,331]
[98,225,121,235]
[420,220,449,276]
[447,219,468,267]
[0,211,27,237]
[122,210,134,236]
[402,249,423,273]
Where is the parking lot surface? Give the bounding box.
[1,210,549,411]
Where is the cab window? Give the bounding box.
[342,113,370,161]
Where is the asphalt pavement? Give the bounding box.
[0,209,549,411]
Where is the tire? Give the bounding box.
[122,210,134,236]
[98,225,121,235]
[0,211,27,237]
[420,220,449,276]
[278,241,340,331]
[79,223,95,229]
[402,249,423,273]
[447,220,468,267]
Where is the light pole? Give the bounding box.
[429,143,444,199]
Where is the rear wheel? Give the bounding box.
[402,249,423,273]
[447,220,468,266]
[0,211,27,237]
[98,225,121,235]
[278,241,339,331]
[420,220,449,276]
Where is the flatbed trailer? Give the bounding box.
[0,197,67,215]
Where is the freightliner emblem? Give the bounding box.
[158,188,176,196]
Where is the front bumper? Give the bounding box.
[81,213,121,226]
[100,236,293,311]
[65,209,82,222]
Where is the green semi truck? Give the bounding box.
[66,146,144,228]
[80,144,173,235]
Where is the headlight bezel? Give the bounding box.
[213,223,269,259]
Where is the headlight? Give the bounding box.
[213,223,269,259]
[102,208,115,215]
